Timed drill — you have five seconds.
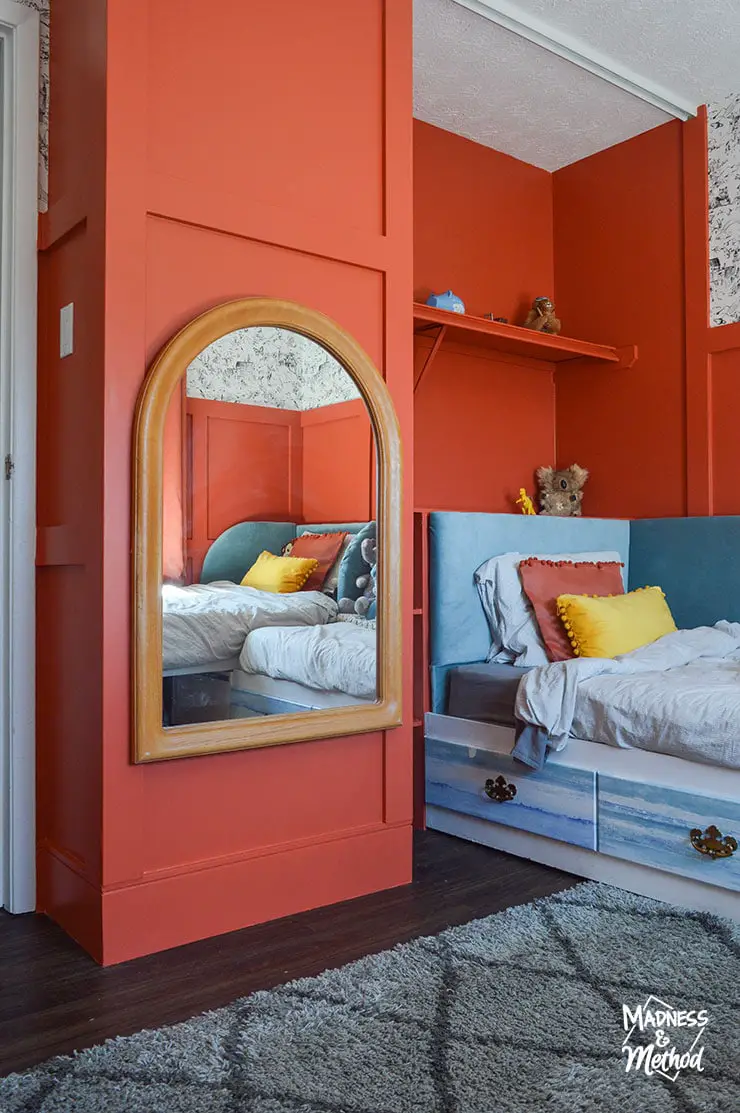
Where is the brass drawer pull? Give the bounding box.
[484,776,517,803]
[690,825,738,860]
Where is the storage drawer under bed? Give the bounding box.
[425,735,597,850]
[598,776,740,892]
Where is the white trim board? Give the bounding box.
[450,0,697,122]
[0,0,38,913]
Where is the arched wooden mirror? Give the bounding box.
[133,298,402,762]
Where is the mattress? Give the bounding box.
[162,581,337,671]
[446,663,532,725]
[239,621,376,700]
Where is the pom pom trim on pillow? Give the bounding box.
[285,531,347,592]
[518,557,625,662]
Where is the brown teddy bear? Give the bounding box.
[536,464,589,516]
[523,297,561,336]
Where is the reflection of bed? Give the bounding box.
[233,620,377,710]
[162,581,337,672]
[162,518,371,674]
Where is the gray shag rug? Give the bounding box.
[2,881,739,1112]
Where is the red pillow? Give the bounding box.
[519,558,625,661]
[287,531,348,591]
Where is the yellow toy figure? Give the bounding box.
[516,488,537,515]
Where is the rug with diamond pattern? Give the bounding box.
[2,881,738,1112]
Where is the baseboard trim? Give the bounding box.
[100,823,412,965]
[135,819,406,887]
[37,845,104,962]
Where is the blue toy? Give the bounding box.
[426,290,465,314]
[338,529,377,619]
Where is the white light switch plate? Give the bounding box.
[60,303,74,358]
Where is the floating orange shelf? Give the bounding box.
[413,303,637,391]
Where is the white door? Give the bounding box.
[0,0,38,913]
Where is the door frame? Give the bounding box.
[0,0,38,913]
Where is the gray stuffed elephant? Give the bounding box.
[338,534,377,618]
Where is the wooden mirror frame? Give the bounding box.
[132,298,403,762]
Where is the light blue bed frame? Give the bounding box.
[428,512,740,713]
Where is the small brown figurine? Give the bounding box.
[536,464,589,517]
[523,296,561,336]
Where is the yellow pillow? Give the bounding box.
[240,551,319,594]
[556,586,676,658]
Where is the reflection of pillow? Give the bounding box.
[302,527,356,596]
[241,551,318,594]
[284,531,354,596]
[518,558,625,662]
[286,531,347,591]
[556,586,676,658]
[474,550,624,666]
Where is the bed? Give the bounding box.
[162,518,371,675]
[162,581,338,673]
[232,617,377,712]
[423,511,740,920]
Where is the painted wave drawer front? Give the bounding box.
[599,776,740,892]
[425,736,597,850]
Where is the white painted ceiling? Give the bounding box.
[414,0,740,169]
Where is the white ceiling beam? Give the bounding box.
[450,0,697,121]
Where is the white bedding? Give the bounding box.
[239,621,376,700]
[162,582,337,671]
[515,622,740,769]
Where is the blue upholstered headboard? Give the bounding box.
[200,520,369,600]
[427,511,740,713]
[428,513,630,669]
[629,516,740,627]
[427,513,630,711]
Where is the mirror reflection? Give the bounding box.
[160,327,378,726]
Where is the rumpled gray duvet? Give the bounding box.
[162,581,337,671]
[514,622,740,770]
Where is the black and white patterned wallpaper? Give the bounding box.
[18,0,49,211]
[186,328,362,410]
[708,93,740,327]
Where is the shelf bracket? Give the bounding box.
[414,324,447,393]
[615,343,638,370]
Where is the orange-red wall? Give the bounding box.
[185,398,303,582]
[38,0,413,964]
[36,0,107,953]
[553,122,688,519]
[552,111,740,520]
[184,397,374,580]
[707,341,740,513]
[413,121,556,511]
[412,116,740,521]
[301,400,374,522]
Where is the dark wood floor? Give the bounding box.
[0,830,576,1077]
